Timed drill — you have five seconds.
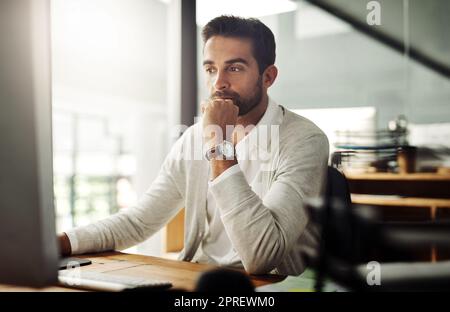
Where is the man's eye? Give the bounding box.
[229,66,240,72]
[205,67,216,74]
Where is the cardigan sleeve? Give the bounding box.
[65,138,185,255]
[209,133,329,274]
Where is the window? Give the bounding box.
[52,0,170,255]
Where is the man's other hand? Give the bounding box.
[58,232,72,257]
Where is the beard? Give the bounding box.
[210,76,263,116]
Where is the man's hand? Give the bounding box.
[58,232,72,257]
[202,99,239,148]
[202,99,239,180]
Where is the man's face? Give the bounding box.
[203,36,263,116]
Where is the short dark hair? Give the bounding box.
[202,15,276,74]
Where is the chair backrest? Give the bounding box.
[314,166,372,291]
[325,166,352,210]
[320,166,356,262]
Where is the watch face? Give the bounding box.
[222,141,234,158]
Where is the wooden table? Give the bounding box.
[0,252,284,292]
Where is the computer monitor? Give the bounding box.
[0,0,58,287]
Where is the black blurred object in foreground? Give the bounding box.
[195,269,255,292]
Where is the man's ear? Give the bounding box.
[262,65,278,88]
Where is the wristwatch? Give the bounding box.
[205,140,235,161]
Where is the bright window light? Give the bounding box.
[196,0,298,26]
[293,107,377,154]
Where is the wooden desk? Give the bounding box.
[0,252,284,292]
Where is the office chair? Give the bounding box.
[311,165,367,291]
[308,166,450,291]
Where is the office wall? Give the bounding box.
[197,10,450,130]
[268,11,450,129]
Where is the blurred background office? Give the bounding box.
[52,0,450,259]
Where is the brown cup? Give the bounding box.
[397,146,417,174]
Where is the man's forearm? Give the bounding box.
[210,159,238,180]
[58,232,72,257]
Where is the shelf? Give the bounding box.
[344,172,450,182]
[351,194,450,208]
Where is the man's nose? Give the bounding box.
[213,71,230,91]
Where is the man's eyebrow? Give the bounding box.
[225,58,249,65]
[202,58,249,66]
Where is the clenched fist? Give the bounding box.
[202,99,239,148]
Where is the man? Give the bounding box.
[59,15,329,276]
